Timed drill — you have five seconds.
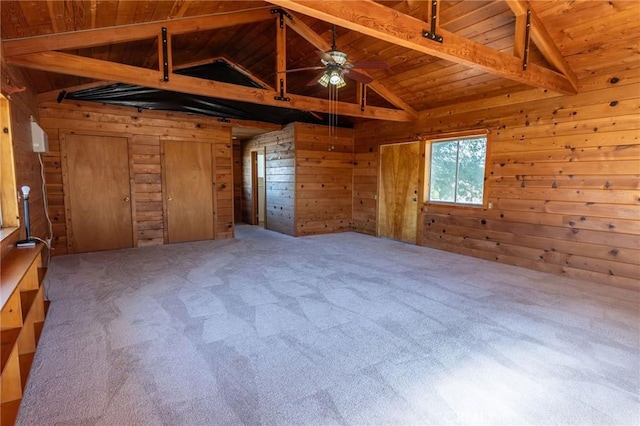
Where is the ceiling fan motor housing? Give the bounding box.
[322,50,348,66]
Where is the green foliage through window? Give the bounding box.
[429,136,486,206]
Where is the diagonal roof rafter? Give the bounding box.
[7,51,414,122]
[281,10,418,118]
[506,0,578,90]
[4,5,414,122]
[265,0,578,95]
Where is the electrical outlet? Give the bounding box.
[488,202,494,209]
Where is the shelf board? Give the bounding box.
[18,352,35,392]
[34,321,45,345]
[0,328,21,373]
[1,243,43,310]
[19,290,38,323]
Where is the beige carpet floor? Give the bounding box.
[17,225,640,425]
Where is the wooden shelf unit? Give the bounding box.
[1,243,47,426]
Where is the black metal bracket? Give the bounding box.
[360,84,366,112]
[422,0,443,43]
[56,90,67,103]
[161,27,169,81]
[271,8,292,28]
[522,9,531,70]
[275,78,290,102]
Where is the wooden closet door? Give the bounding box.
[378,142,421,244]
[163,140,214,243]
[65,134,133,253]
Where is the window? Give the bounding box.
[428,135,487,206]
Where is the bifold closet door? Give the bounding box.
[64,134,133,253]
[163,140,215,243]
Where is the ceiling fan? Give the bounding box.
[286,25,390,88]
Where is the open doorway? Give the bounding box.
[251,150,266,227]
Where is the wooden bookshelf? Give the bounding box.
[0,243,47,426]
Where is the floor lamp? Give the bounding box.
[16,185,36,248]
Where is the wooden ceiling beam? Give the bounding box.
[513,13,528,60]
[284,12,418,118]
[2,7,276,57]
[506,0,578,90]
[7,51,413,122]
[267,0,578,95]
[173,57,276,91]
[36,80,117,104]
[276,14,287,94]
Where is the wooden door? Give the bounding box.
[163,140,214,243]
[250,151,259,225]
[250,149,266,227]
[379,142,421,243]
[65,134,133,253]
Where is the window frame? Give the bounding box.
[426,133,490,209]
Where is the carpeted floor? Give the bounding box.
[18,225,640,425]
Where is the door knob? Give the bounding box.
[124,197,130,202]
[167,196,173,201]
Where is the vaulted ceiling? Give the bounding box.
[1,1,638,126]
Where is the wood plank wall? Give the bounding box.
[38,100,233,255]
[295,123,354,236]
[242,124,295,236]
[0,60,48,257]
[353,64,640,289]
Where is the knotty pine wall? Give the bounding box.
[295,123,354,236]
[353,65,639,289]
[38,100,234,255]
[242,123,355,237]
[0,60,48,257]
[242,124,295,235]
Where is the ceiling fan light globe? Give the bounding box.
[329,70,342,85]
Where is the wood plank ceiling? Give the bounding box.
[1,1,638,122]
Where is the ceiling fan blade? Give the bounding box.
[285,66,325,73]
[349,61,390,69]
[344,69,374,84]
[316,50,335,64]
[307,71,327,86]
